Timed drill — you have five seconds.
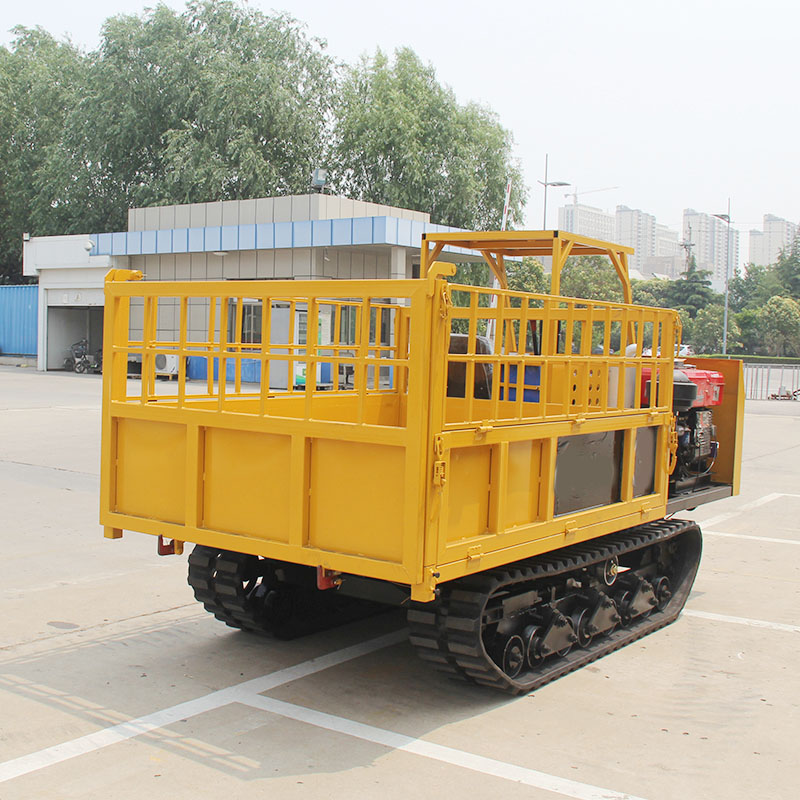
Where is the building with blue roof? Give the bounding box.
[23,194,477,372]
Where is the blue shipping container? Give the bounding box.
[0,285,38,356]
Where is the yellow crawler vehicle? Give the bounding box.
[100,230,744,693]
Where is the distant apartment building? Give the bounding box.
[644,224,683,278]
[615,206,656,274]
[558,203,615,242]
[749,214,798,266]
[682,208,740,291]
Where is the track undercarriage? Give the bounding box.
[187,518,701,694]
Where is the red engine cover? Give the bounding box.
[640,366,725,407]
[682,368,724,407]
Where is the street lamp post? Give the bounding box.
[538,154,570,229]
[713,199,733,355]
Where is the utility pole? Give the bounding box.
[538,154,569,229]
[713,200,733,355]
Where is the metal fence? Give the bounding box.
[743,363,800,400]
[0,285,38,356]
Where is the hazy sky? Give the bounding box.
[4,0,798,250]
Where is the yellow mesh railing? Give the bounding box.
[440,283,679,429]
[105,279,418,427]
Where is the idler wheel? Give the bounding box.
[500,635,525,678]
[654,575,672,612]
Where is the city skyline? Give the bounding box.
[556,199,798,281]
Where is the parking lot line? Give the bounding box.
[698,492,800,528]
[0,630,405,784]
[704,530,800,545]
[2,604,795,792]
[242,694,648,800]
[683,609,800,634]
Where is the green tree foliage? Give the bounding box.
[775,238,800,298]
[0,2,335,280]
[558,255,624,303]
[0,11,528,283]
[667,256,719,319]
[631,278,671,308]
[692,305,741,354]
[0,27,87,282]
[42,0,334,230]
[733,308,763,354]
[330,48,525,230]
[507,257,548,296]
[728,262,785,312]
[758,295,800,357]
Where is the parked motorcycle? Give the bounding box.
[63,338,102,374]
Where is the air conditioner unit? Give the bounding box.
[154,353,180,377]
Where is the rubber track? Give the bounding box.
[407,518,701,694]
[187,546,389,638]
[187,547,249,630]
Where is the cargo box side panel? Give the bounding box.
[446,445,491,542]
[505,440,543,527]
[115,418,186,524]
[202,428,291,541]
[308,439,406,563]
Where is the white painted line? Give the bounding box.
[698,492,786,528]
[0,630,405,784]
[683,609,800,634]
[704,530,800,546]
[242,694,648,800]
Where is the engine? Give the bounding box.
[643,365,725,495]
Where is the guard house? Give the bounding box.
[23,194,475,372]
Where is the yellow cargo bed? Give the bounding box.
[100,231,742,601]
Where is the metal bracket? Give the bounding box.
[434,434,445,459]
[316,566,342,590]
[433,460,447,487]
[157,535,184,556]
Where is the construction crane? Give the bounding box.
[564,186,619,205]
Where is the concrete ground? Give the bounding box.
[1,366,798,800]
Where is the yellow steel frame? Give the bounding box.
[100,232,739,603]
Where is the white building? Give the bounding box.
[642,224,682,278]
[23,194,477,372]
[557,203,615,242]
[615,206,656,274]
[682,208,740,291]
[749,214,798,266]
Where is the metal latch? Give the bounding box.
[439,285,452,319]
[433,460,447,487]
